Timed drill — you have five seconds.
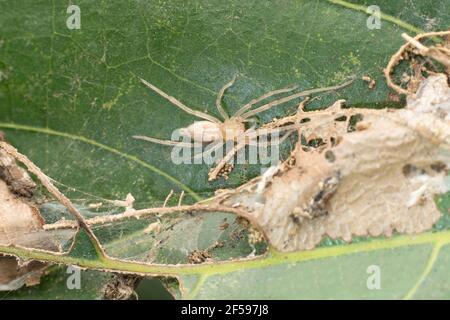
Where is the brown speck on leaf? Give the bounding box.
[219,221,229,230]
[103,274,139,300]
[188,250,212,264]
[236,216,250,228]
[143,221,162,234]
[388,92,401,103]
[213,240,225,249]
[324,150,336,163]
[430,161,447,173]
[287,156,296,167]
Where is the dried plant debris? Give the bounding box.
[0,136,36,198]
[385,31,450,95]
[0,257,48,291]
[213,73,449,251]
[103,274,139,300]
[0,180,43,245]
[0,150,47,290]
[0,139,74,290]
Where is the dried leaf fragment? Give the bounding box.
[0,148,36,197]
[0,142,75,290]
[0,177,48,290]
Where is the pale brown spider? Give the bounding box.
[133,76,353,180]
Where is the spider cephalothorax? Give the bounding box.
[133,76,353,180]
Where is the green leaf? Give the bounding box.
[4,266,112,300]
[0,0,449,299]
[179,204,450,299]
[179,239,440,299]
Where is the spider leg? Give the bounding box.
[254,123,300,137]
[215,75,237,120]
[233,85,299,118]
[239,79,354,119]
[133,135,195,148]
[208,140,246,181]
[193,141,225,161]
[248,129,295,146]
[140,78,222,124]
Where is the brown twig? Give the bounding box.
[43,203,253,231]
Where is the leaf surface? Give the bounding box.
[0,0,449,299]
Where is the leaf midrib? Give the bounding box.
[1,228,449,278]
[326,0,424,34]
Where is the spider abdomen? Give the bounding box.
[181,121,223,143]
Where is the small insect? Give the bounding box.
[134,76,353,180]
